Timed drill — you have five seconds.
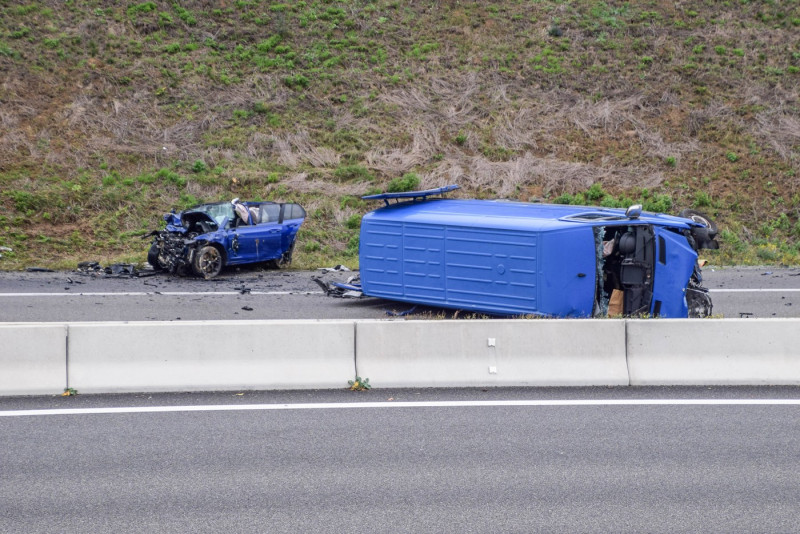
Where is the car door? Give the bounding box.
[280,203,306,252]
[247,203,280,261]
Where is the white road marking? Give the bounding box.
[2,399,800,417]
[0,291,324,297]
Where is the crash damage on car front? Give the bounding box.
[146,199,306,279]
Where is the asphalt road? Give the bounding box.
[2,387,800,533]
[0,266,798,321]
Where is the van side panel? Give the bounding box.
[361,218,540,314]
[403,223,446,302]
[444,226,538,313]
[361,219,404,297]
[538,227,596,317]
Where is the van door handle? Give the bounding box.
[577,273,586,278]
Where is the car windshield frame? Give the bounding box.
[185,202,235,227]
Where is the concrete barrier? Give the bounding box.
[355,319,629,387]
[0,324,67,395]
[67,320,356,393]
[627,319,800,385]
[5,318,800,396]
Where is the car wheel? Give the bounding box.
[266,243,294,270]
[147,244,165,271]
[678,209,718,238]
[193,245,223,279]
[265,257,285,269]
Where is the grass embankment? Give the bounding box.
[1,1,799,270]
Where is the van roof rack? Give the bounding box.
[362,184,459,205]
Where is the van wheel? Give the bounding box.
[193,246,223,279]
[679,209,717,238]
[687,288,713,318]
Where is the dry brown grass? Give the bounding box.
[756,112,800,163]
[274,131,341,168]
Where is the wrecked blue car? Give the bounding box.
[354,185,717,318]
[147,199,306,278]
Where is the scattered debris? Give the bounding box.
[106,263,137,276]
[313,276,364,298]
[241,306,253,311]
[317,265,351,272]
[386,306,418,317]
[75,261,157,278]
[26,267,55,272]
[235,285,252,294]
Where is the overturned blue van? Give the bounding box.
[357,185,717,318]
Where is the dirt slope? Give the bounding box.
[1,1,799,269]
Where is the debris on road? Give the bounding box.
[317,265,351,272]
[75,261,158,278]
[313,273,363,298]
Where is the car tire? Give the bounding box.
[266,243,294,270]
[678,209,718,238]
[193,245,223,279]
[147,244,165,271]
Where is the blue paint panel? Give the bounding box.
[652,228,696,317]
[537,228,596,317]
[443,227,538,313]
[360,220,404,296]
[402,224,446,301]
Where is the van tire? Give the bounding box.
[679,209,717,238]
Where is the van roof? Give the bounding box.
[364,191,696,232]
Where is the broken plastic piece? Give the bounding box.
[317,265,351,272]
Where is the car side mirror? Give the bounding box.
[625,204,642,219]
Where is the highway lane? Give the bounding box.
[0,266,798,321]
[2,387,800,533]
